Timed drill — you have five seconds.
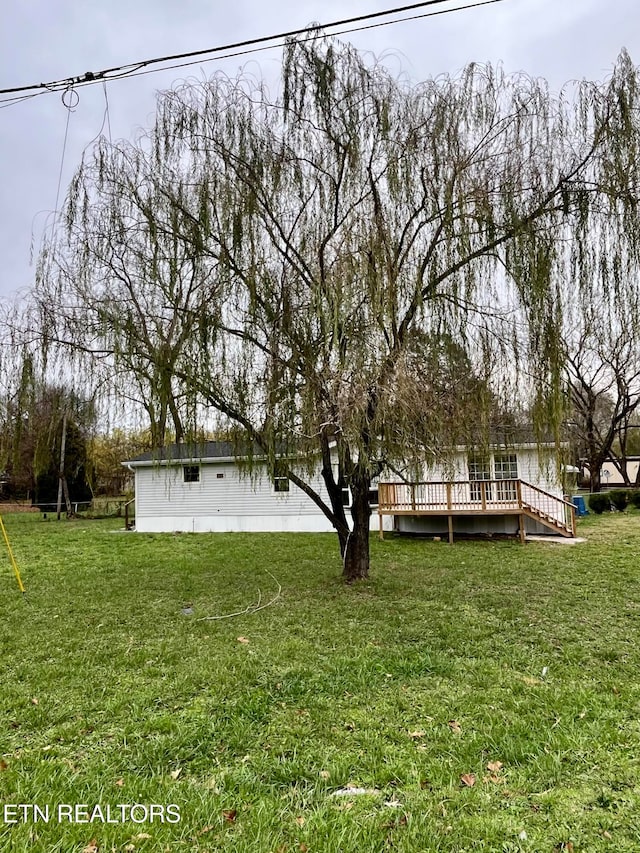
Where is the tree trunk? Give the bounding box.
[56,411,68,521]
[588,454,603,492]
[318,432,351,558]
[342,472,371,582]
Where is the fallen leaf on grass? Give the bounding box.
[197,825,215,836]
[236,637,250,644]
[115,778,124,787]
[222,809,237,823]
[486,761,503,774]
[408,730,425,739]
[30,697,39,706]
[170,768,182,780]
[553,843,574,853]
[132,835,151,841]
[448,720,462,734]
[520,675,543,686]
[299,845,309,852]
[319,770,330,779]
[82,841,99,853]
[0,760,7,771]
[460,773,476,788]
[295,816,305,827]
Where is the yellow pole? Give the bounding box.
[0,515,25,593]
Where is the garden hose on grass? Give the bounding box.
[0,515,25,593]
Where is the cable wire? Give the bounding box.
[106,0,507,85]
[0,0,507,98]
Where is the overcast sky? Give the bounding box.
[0,0,637,303]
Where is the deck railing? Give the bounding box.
[377,479,576,537]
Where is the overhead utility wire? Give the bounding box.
[0,0,505,98]
[108,0,507,85]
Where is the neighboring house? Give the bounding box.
[124,436,575,540]
[123,441,392,534]
[599,458,640,488]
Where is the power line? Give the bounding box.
[109,0,508,86]
[0,0,506,99]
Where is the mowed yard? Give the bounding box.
[1,512,640,852]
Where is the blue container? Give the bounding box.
[572,495,588,516]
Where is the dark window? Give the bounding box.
[368,488,379,507]
[342,488,351,507]
[273,461,290,493]
[216,472,224,479]
[183,465,200,483]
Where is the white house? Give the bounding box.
[124,437,575,540]
[599,457,640,488]
[123,441,392,534]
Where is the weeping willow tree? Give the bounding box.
[37,37,640,580]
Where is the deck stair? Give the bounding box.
[377,478,576,543]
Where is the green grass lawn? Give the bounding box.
[1,512,640,852]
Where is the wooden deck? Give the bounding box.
[377,479,576,542]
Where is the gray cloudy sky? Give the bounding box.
[0,0,637,302]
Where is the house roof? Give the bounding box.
[124,428,562,470]
[124,441,264,467]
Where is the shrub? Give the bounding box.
[629,491,640,509]
[609,490,629,512]
[589,492,612,514]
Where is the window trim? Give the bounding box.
[273,476,290,494]
[183,464,200,483]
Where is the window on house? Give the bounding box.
[216,472,224,479]
[340,487,378,507]
[273,462,290,493]
[183,465,200,483]
[468,455,492,502]
[494,453,518,501]
[494,453,518,479]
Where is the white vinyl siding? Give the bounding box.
[131,459,397,533]
[418,446,561,500]
[136,461,326,519]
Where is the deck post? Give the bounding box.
[411,484,416,511]
[481,481,486,511]
[519,514,526,544]
[446,482,452,510]
[379,509,384,540]
[448,514,454,544]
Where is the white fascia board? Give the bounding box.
[122,455,249,468]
